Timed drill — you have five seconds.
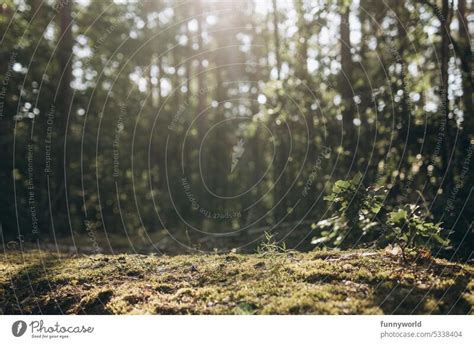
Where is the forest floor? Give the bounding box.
[1,248,473,315]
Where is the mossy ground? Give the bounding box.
[1,249,472,314]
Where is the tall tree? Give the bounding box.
[270,0,290,223]
[295,0,317,216]
[440,0,454,187]
[338,0,355,164]
[53,0,74,233]
[195,0,206,142]
[272,0,281,81]
[457,0,472,136]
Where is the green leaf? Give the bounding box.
[351,172,363,184]
[389,209,408,224]
[311,236,329,245]
[334,180,351,192]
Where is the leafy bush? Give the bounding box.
[312,175,449,255]
[384,205,449,254]
[311,174,386,247]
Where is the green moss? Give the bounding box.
[0,249,472,314]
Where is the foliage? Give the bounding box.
[312,174,387,247]
[384,205,449,253]
[312,177,449,254]
[0,0,472,257]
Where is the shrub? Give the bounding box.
[312,176,449,256]
[311,174,386,247]
[383,204,449,255]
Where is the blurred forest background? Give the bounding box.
[0,0,472,257]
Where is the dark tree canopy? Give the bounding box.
[0,0,472,258]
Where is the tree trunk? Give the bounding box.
[271,0,288,222]
[440,0,454,189]
[272,0,281,81]
[339,1,354,164]
[295,0,316,218]
[196,0,206,141]
[53,0,73,234]
[457,0,472,136]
